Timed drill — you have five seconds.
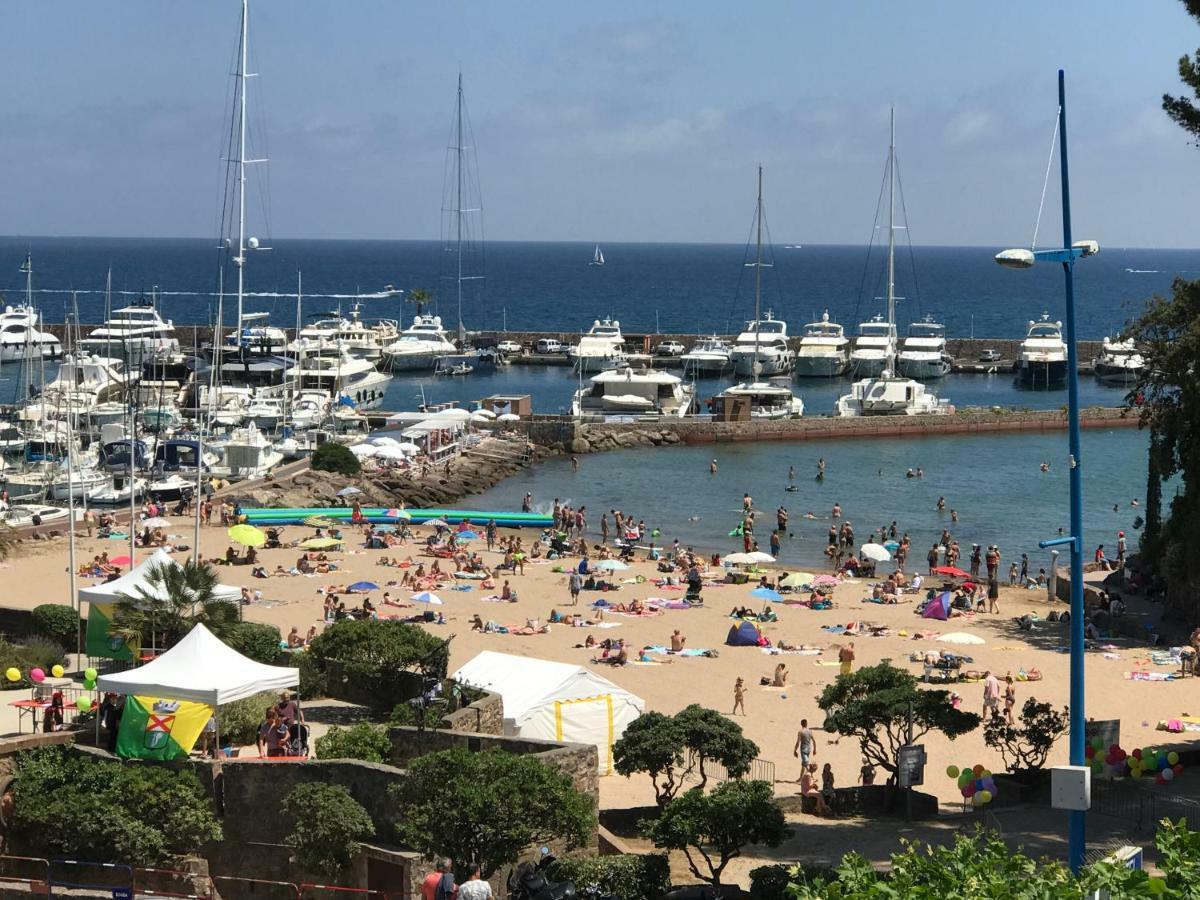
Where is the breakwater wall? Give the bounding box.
[541,405,1140,454]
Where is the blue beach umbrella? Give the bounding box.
[457,530,479,541]
[750,587,783,602]
[411,591,444,605]
[348,581,380,592]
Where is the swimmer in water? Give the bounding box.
[906,468,915,478]
[788,465,795,482]
[1040,462,1049,472]
[710,459,718,475]
[937,496,946,512]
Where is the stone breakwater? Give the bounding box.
[558,405,1139,454]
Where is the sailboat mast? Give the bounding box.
[886,109,897,374]
[235,0,250,338]
[753,165,763,376]
[455,71,464,336]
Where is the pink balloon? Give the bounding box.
[29,668,45,683]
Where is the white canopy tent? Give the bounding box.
[452,650,645,774]
[78,548,243,607]
[96,623,299,706]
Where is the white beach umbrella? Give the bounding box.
[470,413,493,424]
[374,446,408,461]
[745,551,776,564]
[411,591,444,605]
[722,552,753,565]
[592,559,629,571]
[496,413,521,422]
[349,444,378,458]
[369,435,401,447]
[139,517,172,529]
[939,632,986,645]
[472,408,497,419]
[397,442,422,454]
[859,543,892,562]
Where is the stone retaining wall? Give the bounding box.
[439,688,504,734]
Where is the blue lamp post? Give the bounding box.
[995,69,1097,874]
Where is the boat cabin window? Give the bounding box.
[1028,325,1061,338]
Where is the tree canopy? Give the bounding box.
[111,559,238,654]
[643,779,789,895]
[817,663,980,781]
[1163,0,1200,143]
[984,697,1068,773]
[284,783,375,877]
[390,748,594,878]
[305,618,449,710]
[613,705,759,806]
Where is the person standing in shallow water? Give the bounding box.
[710,458,718,475]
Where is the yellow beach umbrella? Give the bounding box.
[300,536,344,550]
[779,571,815,588]
[227,524,266,547]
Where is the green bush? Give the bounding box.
[0,637,67,690]
[306,619,447,712]
[12,746,221,865]
[284,783,375,877]
[296,650,327,700]
[225,622,283,664]
[218,691,279,747]
[749,864,794,900]
[31,604,80,650]
[314,724,392,763]
[548,854,670,900]
[311,443,361,476]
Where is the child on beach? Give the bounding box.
[732,677,746,716]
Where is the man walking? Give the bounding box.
[838,642,856,676]
[794,719,817,771]
[568,571,582,606]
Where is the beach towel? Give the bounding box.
[643,646,715,658]
[821,625,847,634]
[1124,671,1176,682]
[450,585,473,592]
[814,660,842,667]
[647,598,692,610]
[761,647,821,656]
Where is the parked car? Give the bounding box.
[654,340,686,357]
[535,338,566,354]
[496,340,523,354]
[978,348,1002,362]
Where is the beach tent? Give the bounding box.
[922,591,952,621]
[80,549,244,660]
[96,624,299,706]
[451,650,645,773]
[726,620,766,646]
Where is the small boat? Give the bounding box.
[712,381,805,420]
[2,504,70,527]
[1093,337,1144,386]
[1017,314,1068,389]
[146,474,197,503]
[436,362,474,377]
[589,245,606,267]
[90,473,147,506]
[680,336,732,374]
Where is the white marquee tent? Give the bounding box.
[78,548,243,607]
[96,623,299,706]
[452,650,645,774]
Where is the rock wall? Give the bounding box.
[439,689,504,734]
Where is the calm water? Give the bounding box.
[458,426,1151,571]
[0,237,1194,338]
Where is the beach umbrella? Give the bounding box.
[140,517,171,529]
[745,551,776,564]
[411,591,444,605]
[722,552,753,565]
[110,555,132,567]
[779,572,815,588]
[300,536,343,550]
[457,530,479,541]
[397,442,422,453]
[383,508,412,520]
[349,444,378,458]
[934,565,971,578]
[369,436,401,446]
[348,581,380,592]
[337,486,364,496]
[750,587,783,602]
[472,408,497,418]
[423,518,450,528]
[593,559,629,571]
[303,515,338,528]
[496,413,521,422]
[374,446,408,461]
[373,524,397,533]
[470,413,493,423]
[860,543,892,562]
[940,632,986,645]
[227,524,266,547]
[812,574,840,586]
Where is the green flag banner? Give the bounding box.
[115,695,213,760]
[85,601,134,661]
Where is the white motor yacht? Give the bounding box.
[246,396,287,432]
[567,318,627,373]
[48,467,110,502]
[793,311,850,377]
[712,381,805,419]
[212,425,283,481]
[296,342,392,410]
[288,391,331,430]
[382,314,458,371]
[1017,314,1069,388]
[295,305,398,361]
[79,300,180,359]
[43,355,137,409]
[0,304,62,363]
[1093,337,1144,386]
[896,317,952,380]
[729,312,793,377]
[2,504,71,528]
[572,368,696,418]
[90,473,147,506]
[849,316,897,378]
[680,336,732,374]
[225,312,289,356]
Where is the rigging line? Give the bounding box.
[894,153,922,316]
[853,152,891,326]
[1031,107,1062,252]
[726,200,762,335]
[760,205,784,320]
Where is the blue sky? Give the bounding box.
[2,1,1199,246]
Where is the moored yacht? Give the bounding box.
[43,355,137,409]
[679,336,732,373]
[849,316,896,378]
[0,304,62,362]
[1093,337,1144,386]
[295,342,392,410]
[712,381,804,419]
[225,312,289,356]
[296,305,398,361]
[567,318,627,373]
[1017,313,1068,388]
[79,299,180,359]
[211,425,284,481]
[382,314,457,371]
[729,312,793,377]
[572,368,695,418]
[793,311,850,378]
[896,317,952,380]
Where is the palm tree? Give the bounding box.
[111,559,238,655]
[0,524,16,561]
[405,288,432,317]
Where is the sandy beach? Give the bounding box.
[6,507,1193,817]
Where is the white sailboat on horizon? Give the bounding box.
[590,245,605,267]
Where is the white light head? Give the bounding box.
[1073,239,1099,258]
[248,236,260,250]
[995,248,1035,269]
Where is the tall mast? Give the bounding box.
[23,253,32,309]
[456,71,464,336]
[886,108,897,375]
[753,166,763,379]
[235,0,249,338]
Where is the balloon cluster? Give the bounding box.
[3,664,96,696]
[947,764,998,806]
[1086,738,1185,784]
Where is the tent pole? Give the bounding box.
[214,710,221,760]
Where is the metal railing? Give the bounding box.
[1091,781,1200,835]
[684,755,776,786]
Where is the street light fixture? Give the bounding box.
[994,68,1096,875]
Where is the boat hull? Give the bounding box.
[1017,358,1068,389]
[1093,363,1141,386]
[0,341,61,362]
[794,355,849,378]
[731,353,792,377]
[386,349,453,372]
[848,355,888,378]
[896,356,951,380]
